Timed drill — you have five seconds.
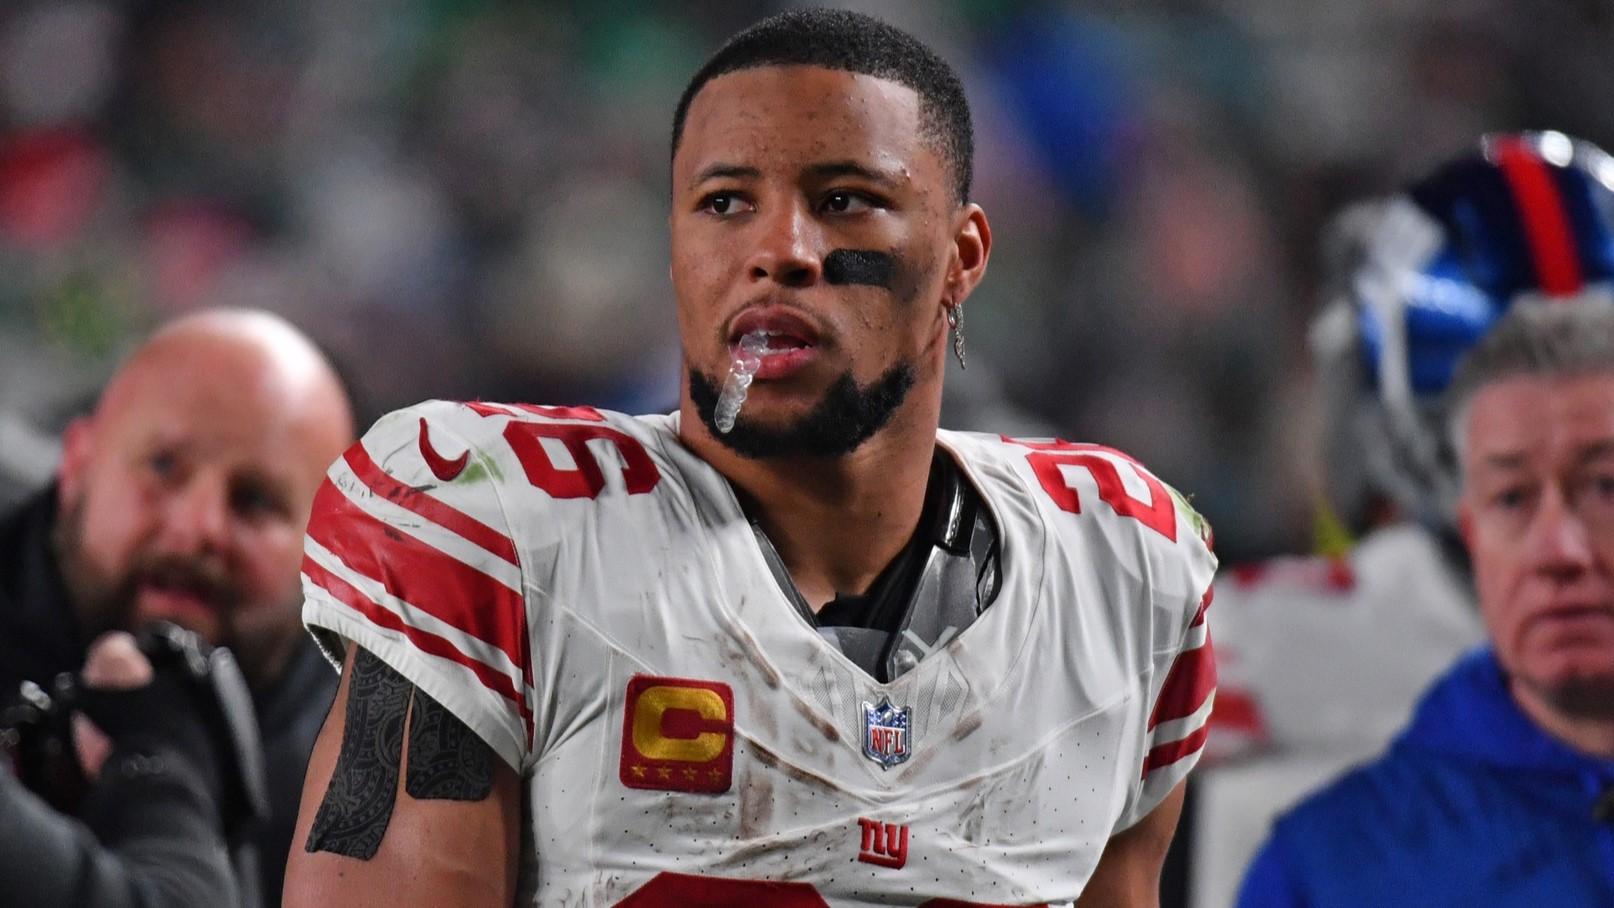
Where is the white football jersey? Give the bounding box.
[301,401,1217,907]
[1188,525,1484,908]
[1207,525,1482,758]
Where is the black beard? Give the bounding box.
[52,495,137,640]
[688,363,916,459]
[52,493,238,642]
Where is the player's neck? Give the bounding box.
[679,396,939,612]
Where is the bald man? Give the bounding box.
[0,309,354,905]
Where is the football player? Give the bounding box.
[1190,131,1614,907]
[283,10,1217,907]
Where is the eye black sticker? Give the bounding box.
[824,249,896,289]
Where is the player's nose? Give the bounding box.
[746,200,823,288]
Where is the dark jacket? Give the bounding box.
[0,744,243,907]
[0,487,338,906]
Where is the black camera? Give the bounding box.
[0,622,269,829]
[0,671,86,812]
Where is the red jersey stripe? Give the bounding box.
[1191,586,1213,628]
[1495,137,1584,296]
[303,555,535,740]
[308,480,531,692]
[342,441,519,566]
[616,872,830,906]
[466,401,605,421]
[1148,633,1216,731]
[1141,723,1210,779]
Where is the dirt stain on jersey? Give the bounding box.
[894,708,984,776]
[738,770,775,839]
[750,740,841,792]
[951,711,984,741]
[790,695,841,743]
[716,613,783,689]
[748,697,780,741]
[960,791,987,844]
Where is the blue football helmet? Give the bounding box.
[1313,131,1614,533]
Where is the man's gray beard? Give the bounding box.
[1529,672,1614,722]
[687,362,916,459]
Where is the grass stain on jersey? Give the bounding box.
[453,458,503,485]
[1167,484,1212,545]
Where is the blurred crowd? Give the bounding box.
[2,0,1614,560]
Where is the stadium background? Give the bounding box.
[0,0,1611,565]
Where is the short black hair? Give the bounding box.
[670,8,974,204]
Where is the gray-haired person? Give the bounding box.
[1239,301,1614,907]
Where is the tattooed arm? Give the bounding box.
[282,644,522,907]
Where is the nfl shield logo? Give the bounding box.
[862,696,911,770]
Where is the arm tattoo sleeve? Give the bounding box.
[305,648,497,860]
[405,687,494,800]
[305,648,410,859]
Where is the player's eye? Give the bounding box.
[699,191,752,217]
[821,190,877,214]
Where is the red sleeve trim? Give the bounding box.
[1147,633,1216,731]
[1141,723,1210,779]
[1191,585,1213,627]
[344,442,519,566]
[304,554,534,742]
[307,480,531,695]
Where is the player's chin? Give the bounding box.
[728,389,819,427]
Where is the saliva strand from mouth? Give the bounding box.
[715,330,767,434]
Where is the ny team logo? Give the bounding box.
[856,818,910,869]
[862,696,911,770]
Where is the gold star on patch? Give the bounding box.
[657,767,672,781]
[630,764,646,779]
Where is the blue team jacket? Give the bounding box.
[1236,648,1614,907]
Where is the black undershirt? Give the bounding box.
[747,447,1001,681]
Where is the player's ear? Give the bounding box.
[946,203,991,307]
[57,416,96,508]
